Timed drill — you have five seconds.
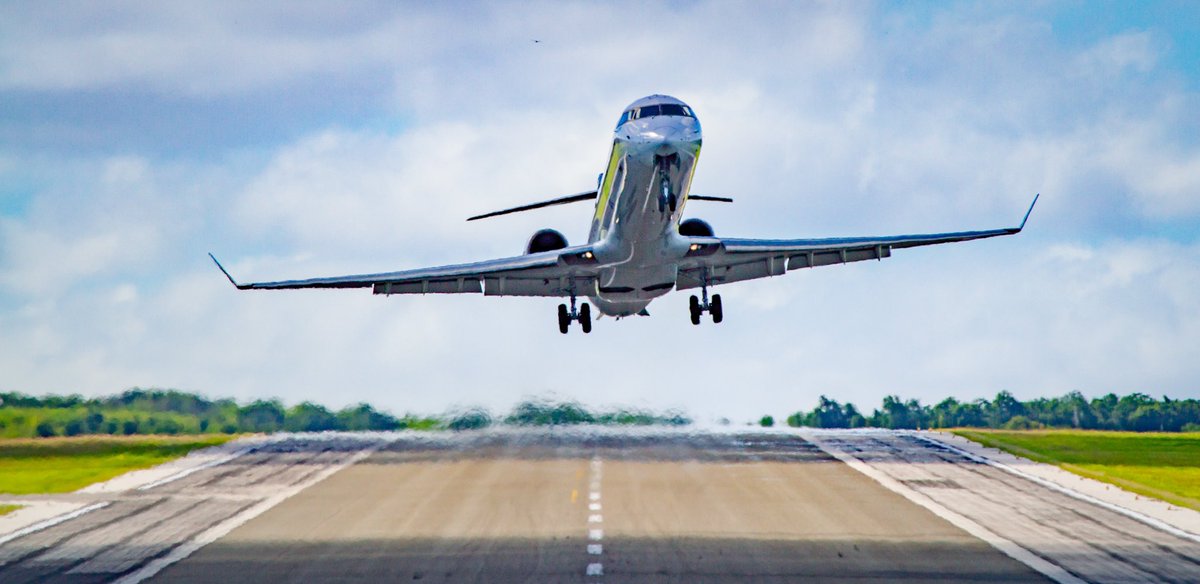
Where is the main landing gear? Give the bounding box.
[689,277,722,325]
[558,294,592,334]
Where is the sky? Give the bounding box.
[2,1,1199,422]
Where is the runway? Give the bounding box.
[0,429,1197,583]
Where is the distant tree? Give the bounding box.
[447,408,491,431]
[336,403,402,431]
[759,415,774,427]
[238,400,286,433]
[506,400,595,425]
[284,402,340,432]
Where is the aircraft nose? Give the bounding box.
[640,125,699,155]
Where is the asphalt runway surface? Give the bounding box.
[0,429,1197,583]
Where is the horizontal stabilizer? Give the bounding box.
[467,190,598,221]
[688,195,733,203]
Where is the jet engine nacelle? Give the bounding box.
[678,218,714,237]
[526,228,569,254]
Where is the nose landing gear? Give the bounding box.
[657,174,677,214]
[557,293,592,334]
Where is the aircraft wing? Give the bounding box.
[676,195,1038,290]
[209,245,601,297]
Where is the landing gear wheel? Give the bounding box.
[667,193,677,213]
[579,303,592,334]
[558,304,570,334]
[689,295,702,325]
[710,294,723,324]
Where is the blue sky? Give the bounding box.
[2,2,1199,421]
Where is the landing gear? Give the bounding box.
[689,273,723,325]
[558,304,570,334]
[657,164,677,214]
[579,303,592,333]
[557,292,592,334]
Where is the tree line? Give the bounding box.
[0,389,692,438]
[785,391,1200,432]
[0,389,433,438]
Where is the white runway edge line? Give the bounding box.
[916,433,1200,545]
[586,455,603,578]
[0,502,110,556]
[111,437,395,584]
[803,433,1088,584]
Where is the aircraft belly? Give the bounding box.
[591,262,677,316]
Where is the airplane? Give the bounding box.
[210,94,1037,334]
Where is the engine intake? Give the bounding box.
[526,229,568,254]
[678,218,714,237]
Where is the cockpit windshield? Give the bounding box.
[616,103,695,129]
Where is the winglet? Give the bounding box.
[208,253,247,289]
[1017,193,1039,231]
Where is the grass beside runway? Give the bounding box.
[0,504,20,516]
[954,429,1200,511]
[0,434,237,495]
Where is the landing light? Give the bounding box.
[689,244,700,251]
[583,251,594,259]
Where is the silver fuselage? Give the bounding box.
[586,107,702,316]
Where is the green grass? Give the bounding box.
[954,429,1200,512]
[0,504,20,516]
[0,435,237,495]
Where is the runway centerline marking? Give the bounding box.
[586,455,604,578]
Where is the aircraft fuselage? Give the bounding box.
[586,95,703,317]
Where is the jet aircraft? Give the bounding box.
[211,94,1037,334]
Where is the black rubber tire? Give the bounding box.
[689,295,701,325]
[711,294,723,324]
[580,303,592,333]
[558,304,570,334]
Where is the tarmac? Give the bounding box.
[0,428,1196,583]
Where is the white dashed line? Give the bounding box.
[585,456,604,578]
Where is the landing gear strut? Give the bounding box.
[558,292,592,334]
[656,159,677,214]
[689,273,722,325]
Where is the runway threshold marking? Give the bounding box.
[0,502,109,551]
[586,455,604,578]
[804,432,1088,584]
[111,438,394,584]
[916,433,1200,544]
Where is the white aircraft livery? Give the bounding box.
[211,94,1037,334]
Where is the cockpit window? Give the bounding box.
[616,103,695,129]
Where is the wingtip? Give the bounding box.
[208,252,244,289]
[1018,193,1039,231]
